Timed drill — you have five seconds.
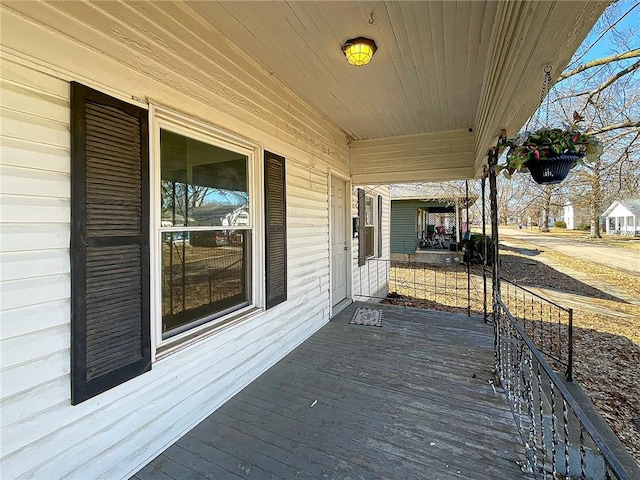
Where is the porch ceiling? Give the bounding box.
[2,0,607,182]
[188,1,607,182]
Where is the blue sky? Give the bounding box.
[568,0,640,67]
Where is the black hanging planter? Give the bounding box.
[524,152,584,185]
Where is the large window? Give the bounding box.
[71,83,288,402]
[159,129,251,338]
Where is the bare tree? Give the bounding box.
[550,1,640,237]
[496,1,640,237]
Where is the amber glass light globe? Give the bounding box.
[342,37,377,66]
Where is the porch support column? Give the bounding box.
[482,170,488,323]
[488,147,500,320]
[465,180,471,317]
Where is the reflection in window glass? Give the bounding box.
[161,129,249,227]
[159,129,251,338]
[161,231,250,335]
[365,196,374,226]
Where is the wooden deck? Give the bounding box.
[134,303,528,480]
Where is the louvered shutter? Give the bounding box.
[357,188,366,266]
[377,194,383,258]
[264,151,287,309]
[70,82,150,404]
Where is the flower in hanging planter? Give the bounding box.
[497,120,603,181]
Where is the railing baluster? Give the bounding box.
[496,300,630,480]
[580,423,587,479]
[537,361,546,478]
[563,398,570,479]
[551,381,558,476]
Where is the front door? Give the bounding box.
[331,176,348,306]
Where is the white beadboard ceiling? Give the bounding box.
[2,0,607,181]
[189,0,495,140]
[186,0,607,178]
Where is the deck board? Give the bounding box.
[135,303,529,479]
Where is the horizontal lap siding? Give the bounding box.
[0,61,73,466]
[0,58,340,479]
[0,62,72,455]
[286,165,330,307]
[391,201,421,254]
[352,185,391,301]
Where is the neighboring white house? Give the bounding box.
[602,198,640,235]
[0,2,603,479]
[563,202,577,230]
[562,200,597,230]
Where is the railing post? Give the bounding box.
[465,179,471,316]
[567,308,573,382]
[488,147,500,321]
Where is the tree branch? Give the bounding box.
[587,121,640,135]
[566,1,640,69]
[582,60,640,107]
[559,49,640,81]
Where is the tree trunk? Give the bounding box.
[589,157,603,238]
[540,185,552,232]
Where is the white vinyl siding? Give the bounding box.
[0,50,341,479]
[352,185,391,301]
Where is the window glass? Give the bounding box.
[159,129,251,338]
[365,196,374,226]
[161,130,249,227]
[365,196,375,257]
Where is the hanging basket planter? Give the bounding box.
[498,127,602,185]
[496,64,603,185]
[524,152,584,185]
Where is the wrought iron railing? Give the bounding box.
[356,260,573,380]
[500,275,574,381]
[355,258,485,316]
[495,299,632,480]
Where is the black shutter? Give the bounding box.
[70,82,150,404]
[264,151,287,309]
[377,194,383,258]
[357,188,366,266]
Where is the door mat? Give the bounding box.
[349,307,383,327]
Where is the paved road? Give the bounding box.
[499,228,640,275]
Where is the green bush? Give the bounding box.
[554,220,567,228]
[463,233,493,264]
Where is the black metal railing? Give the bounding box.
[358,258,574,381]
[500,275,574,381]
[495,299,632,480]
[355,258,485,317]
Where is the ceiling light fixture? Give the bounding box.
[342,37,377,66]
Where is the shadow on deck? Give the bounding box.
[134,302,529,480]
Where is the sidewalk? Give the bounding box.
[500,239,640,309]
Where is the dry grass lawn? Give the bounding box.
[499,238,640,465]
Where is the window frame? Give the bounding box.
[364,195,375,259]
[150,106,265,353]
